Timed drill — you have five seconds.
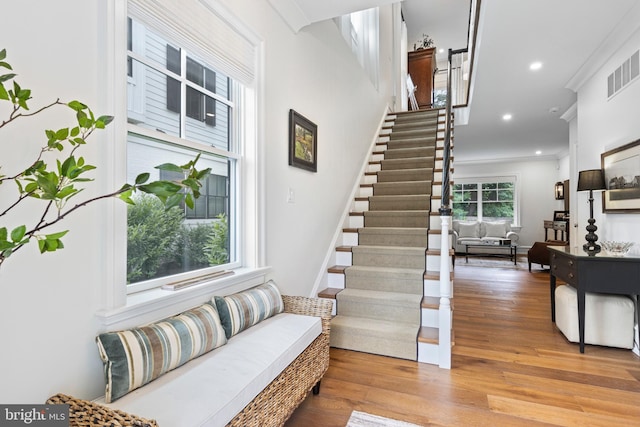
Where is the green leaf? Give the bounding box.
[138,180,182,197]
[165,193,183,210]
[56,186,77,199]
[118,189,135,205]
[0,48,6,61]
[10,225,26,242]
[46,230,68,240]
[0,83,8,101]
[68,100,86,111]
[135,173,150,185]
[55,128,69,140]
[185,192,195,210]
[0,73,16,83]
[155,163,185,173]
[0,227,7,241]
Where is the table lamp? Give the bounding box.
[577,169,606,255]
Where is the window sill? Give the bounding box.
[96,267,270,330]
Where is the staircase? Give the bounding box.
[320,109,453,365]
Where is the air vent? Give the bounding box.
[607,50,640,99]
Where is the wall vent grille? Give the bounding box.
[607,50,639,99]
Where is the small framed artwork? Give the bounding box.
[553,210,568,221]
[601,139,640,213]
[289,109,317,172]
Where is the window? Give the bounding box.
[336,8,380,87]
[159,170,229,219]
[452,178,516,223]
[126,17,238,290]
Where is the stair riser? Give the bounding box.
[373,182,431,196]
[358,233,427,248]
[337,298,420,323]
[352,252,425,269]
[385,148,435,160]
[385,139,437,150]
[330,330,417,360]
[369,197,430,211]
[377,170,433,183]
[381,159,435,170]
[345,275,423,294]
[364,215,429,228]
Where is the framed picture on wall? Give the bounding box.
[288,109,317,172]
[601,139,640,213]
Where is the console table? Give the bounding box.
[548,246,640,353]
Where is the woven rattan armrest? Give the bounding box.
[46,393,158,427]
[282,294,332,335]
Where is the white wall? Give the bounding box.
[0,0,395,403]
[453,158,565,247]
[574,18,640,252]
[571,8,640,354]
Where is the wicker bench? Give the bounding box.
[47,295,332,427]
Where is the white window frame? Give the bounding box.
[95,0,265,329]
[452,175,520,226]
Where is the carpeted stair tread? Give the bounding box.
[368,194,430,211]
[336,289,422,323]
[345,265,424,294]
[380,157,435,171]
[372,180,431,196]
[330,315,418,360]
[384,147,435,159]
[377,168,434,182]
[357,227,427,248]
[351,245,426,269]
[363,210,429,228]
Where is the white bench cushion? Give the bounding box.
[97,312,322,427]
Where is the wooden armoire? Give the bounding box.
[408,47,436,109]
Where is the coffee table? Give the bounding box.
[465,241,517,265]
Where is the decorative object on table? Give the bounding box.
[601,139,640,213]
[288,109,317,172]
[577,169,606,255]
[600,241,634,257]
[413,33,434,51]
[554,181,565,199]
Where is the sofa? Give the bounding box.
[47,281,332,427]
[451,220,519,253]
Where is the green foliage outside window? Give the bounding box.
[126,195,229,283]
[452,181,514,222]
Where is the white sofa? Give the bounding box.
[451,220,519,253]
[47,282,332,427]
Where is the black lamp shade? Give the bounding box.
[577,169,606,191]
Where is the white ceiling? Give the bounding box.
[270,0,640,163]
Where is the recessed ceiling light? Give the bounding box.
[535,150,542,155]
[530,61,543,71]
[502,114,512,121]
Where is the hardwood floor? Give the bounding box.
[286,261,640,426]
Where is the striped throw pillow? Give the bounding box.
[214,280,284,339]
[96,302,227,403]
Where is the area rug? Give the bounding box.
[457,255,528,269]
[346,410,422,427]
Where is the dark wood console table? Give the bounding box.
[548,246,640,353]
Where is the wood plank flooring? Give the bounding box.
[285,261,640,426]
